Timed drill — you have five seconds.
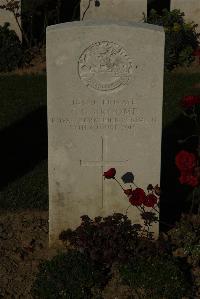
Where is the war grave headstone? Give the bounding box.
[47,21,165,247]
[80,0,147,22]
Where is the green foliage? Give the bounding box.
[31,250,101,299]
[144,9,200,71]
[0,22,25,72]
[168,214,200,265]
[119,255,191,299]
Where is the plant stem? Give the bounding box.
[82,0,92,20]
[125,204,132,215]
[177,134,199,144]
[113,177,124,190]
[136,206,143,213]
[190,187,196,214]
[133,182,139,188]
[152,207,159,214]
[147,224,151,239]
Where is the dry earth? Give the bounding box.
[0,210,64,298]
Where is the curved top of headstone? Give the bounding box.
[46,20,164,33]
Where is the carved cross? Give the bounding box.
[80,136,128,208]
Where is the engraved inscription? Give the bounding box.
[78,41,133,92]
[50,98,147,132]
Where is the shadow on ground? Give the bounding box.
[0,107,47,190]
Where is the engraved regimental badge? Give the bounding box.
[78,41,133,92]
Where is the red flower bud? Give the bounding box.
[103,168,116,179]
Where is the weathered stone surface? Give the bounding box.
[171,0,200,32]
[47,21,164,246]
[0,0,21,39]
[81,0,147,22]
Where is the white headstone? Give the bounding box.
[81,0,147,22]
[47,21,164,247]
[0,0,21,40]
[171,0,200,33]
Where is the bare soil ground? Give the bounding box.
[0,210,62,298]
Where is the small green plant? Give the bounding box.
[119,255,191,299]
[167,215,200,297]
[169,214,200,264]
[31,250,102,299]
[0,22,24,72]
[144,9,200,71]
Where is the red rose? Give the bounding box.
[175,150,196,172]
[103,168,116,179]
[129,188,146,206]
[124,189,132,196]
[181,95,200,108]
[179,174,199,187]
[188,176,199,187]
[143,194,157,208]
[179,174,190,184]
